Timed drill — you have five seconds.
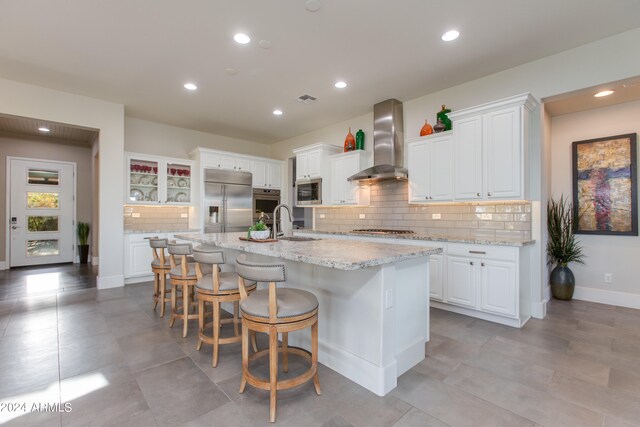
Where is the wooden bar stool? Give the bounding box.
[168,243,212,337]
[193,248,258,367]
[235,254,321,423]
[150,237,172,317]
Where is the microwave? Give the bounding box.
[296,178,322,205]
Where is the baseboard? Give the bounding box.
[0,261,6,270]
[531,298,548,319]
[97,274,124,289]
[573,286,640,310]
[430,301,528,328]
[91,256,99,265]
[124,275,153,285]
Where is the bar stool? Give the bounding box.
[193,248,258,367]
[168,243,212,337]
[149,238,172,317]
[235,254,321,423]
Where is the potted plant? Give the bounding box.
[77,222,91,264]
[248,220,270,240]
[546,196,585,300]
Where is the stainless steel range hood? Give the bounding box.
[348,98,406,183]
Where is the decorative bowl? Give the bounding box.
[250,230,271,240]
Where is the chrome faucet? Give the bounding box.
[272,204,292,240]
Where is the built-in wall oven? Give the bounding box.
[296,178,322,205]
[253,188,280,227]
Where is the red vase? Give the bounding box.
[344,127,356,152]
[420,120,433,136]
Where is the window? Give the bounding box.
[28,169,59,185]
[27,240,59,257]
[27,216,59,232]
[27,192,59,209]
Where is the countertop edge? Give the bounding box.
[294,229,535,247]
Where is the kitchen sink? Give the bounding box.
[277,236,320,242]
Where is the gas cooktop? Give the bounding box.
[351,229,415,235]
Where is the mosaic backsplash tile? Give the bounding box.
[315,181,531,240]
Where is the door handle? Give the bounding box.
[11,225,21,230]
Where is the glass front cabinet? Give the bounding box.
[126,154,193,205]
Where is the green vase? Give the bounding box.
[355,129,364,150]
[437,105,452,131]
[550,264,575,301]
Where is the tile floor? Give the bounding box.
[1,265,640,426]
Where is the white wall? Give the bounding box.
[125,117,272,159]
[269,27,640,314]
[550,100,640,304]
[0,78,124,288]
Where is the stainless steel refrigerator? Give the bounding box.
[203,169,253,233]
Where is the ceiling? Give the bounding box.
[0,114,98,145]
[544,77,640,116]
[0,1,639,144]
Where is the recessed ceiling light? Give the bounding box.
[441,30,460,42]
[305,0,322,12]
[224,67,238,75]
[594,90,614,97]
[38,127,50,132]
[183,83,198,91]
[273,109,283,116]
[334,81,347,89]
[234,33,251,44]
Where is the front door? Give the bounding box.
[9,159,75,267]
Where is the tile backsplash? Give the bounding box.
[124,205,190,232]
[315,181,531,240]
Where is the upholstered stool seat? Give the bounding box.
[149,238,172,317]
[240,288,318,320]
[235,254,320,423]
[193,248,257,367]
[153,255,194,268]
[167,243,200,337]
[169,262,212,278]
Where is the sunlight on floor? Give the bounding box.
[0,373,108,424]
[25,272,61,294]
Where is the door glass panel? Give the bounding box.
[27,239,59,257]
[27,192,59,208]
[28,169,59,185]
[27,216,59,232]
[166,162,191,203]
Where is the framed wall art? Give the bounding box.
[572,133,637,236]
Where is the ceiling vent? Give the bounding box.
[296,94,317,104]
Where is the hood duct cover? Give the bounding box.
[348,98,407,183]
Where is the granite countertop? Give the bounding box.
[174,232,442,271]
[124,228,201,234]
[295,229,535,247]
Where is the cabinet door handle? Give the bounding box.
[425,196,429,200]
[476,192,481,197]
[470,261,474,266]
[487,192,493,196]
[469,250,486,254]
[481,262,485,267]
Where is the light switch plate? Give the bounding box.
[180,213,188,218]
[132,213,141,218]
[359,214,366,219]
[432,213,441,220]
[319,214,325,219]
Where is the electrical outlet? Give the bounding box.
[132,213,141,218]
[604,273,613,284]
[480,213,493,220]
[359,213,366,219]
[432,213,441,220]
[180,213,188,218]
[319,213,325,219]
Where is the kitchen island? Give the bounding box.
[175,232,441,396]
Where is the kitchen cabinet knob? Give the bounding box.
[481,262,485,267]
[234,166,237,169]
[488,192,493,197]
[470,261,474,266]
[425,196,429,200]
[476,192,481,197]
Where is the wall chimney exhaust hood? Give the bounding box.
[348,98,406,184]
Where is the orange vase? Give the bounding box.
[420,120,433,136]
[344,127,356,152]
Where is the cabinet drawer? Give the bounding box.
[447,243,516,261]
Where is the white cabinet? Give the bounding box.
[429,254,445,302]
[221,156,251,172]
[449,93,537,201]
[294,144,341,181]
[446,255,478,308]
[124,233,158,280]
[407,132,453,202]
[126,153,194,205]
[329,151,371,206]
[252,161,282,189]
[481,259,517,316]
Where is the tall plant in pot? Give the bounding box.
[547,196,585,300]
[77,222,91,264]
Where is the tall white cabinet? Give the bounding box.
[449,93,538,201]
[329,150,371,205]
[406,132,453,203]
